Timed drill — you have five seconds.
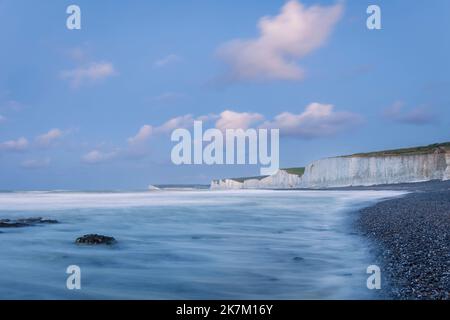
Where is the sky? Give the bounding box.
[0,0,449,190]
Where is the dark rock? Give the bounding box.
[293,256,304,261]
[0,221,29,228]
[39,219,58,224]
[0,217,59,228]
[75,234,116,245]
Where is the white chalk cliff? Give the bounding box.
[211,169,302,190]
[210,143,450,189]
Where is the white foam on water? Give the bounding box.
[0,189,407,299]
[0,189,407,211]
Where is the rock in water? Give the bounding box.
[75,234,117,245]
[0,220,29,228]
[0,217,58,228]
[16,217,58,224]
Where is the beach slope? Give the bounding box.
[356,181,450,299]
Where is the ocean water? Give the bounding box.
[0,189,405,299]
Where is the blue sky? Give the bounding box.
[0,0,449,190]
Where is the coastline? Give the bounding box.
[355,180,450,299]
[1,182,449,299]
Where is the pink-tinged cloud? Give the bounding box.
[81,150,118,164]
[61,62,116,88]
[0,137,29,152]
[128,125,154,145]
[154,115,198,134]
[215,110,264,131]
[154,54,181,68]
[262,103,363,138]
[217,0,343,81]
[35,128,64,147]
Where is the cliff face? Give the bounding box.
[445,153,450,180]
[210,143,450,189]
[210,178,244,189]
[257,169,302,189]
[299,152,449,188]
[210,170,302,190]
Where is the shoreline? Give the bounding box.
[355,180,450,299]
[1,181,449,299]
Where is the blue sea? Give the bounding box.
[0,189,405,299]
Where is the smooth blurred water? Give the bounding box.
[0,189,405,299]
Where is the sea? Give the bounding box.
[0,188,405,299]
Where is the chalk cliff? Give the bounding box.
[210,169,302,190]
[299,151,449,188]
[210,178,245,190]
[210,143,450,189]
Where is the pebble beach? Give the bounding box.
[356,181,450,299]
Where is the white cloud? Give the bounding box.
[128,125,154,145]
[81,150,118,164]
[262,103,363,138]
[67,46,87,62]
[127,115,198,146]
[154,115,197,134]
[0,137,28,152]
[126,104,358,145]
[154,54,181,68]
[215,110,264,131]
[383,101,436,125]
[21,158,50,169]
[36,128,64,147]
[61,62,116,88]
[125,115,210,158]
[217,0,343,81]
[81,101,361,164]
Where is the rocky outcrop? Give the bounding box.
[0,217,58,228]
[75,234,117,245]
[210,143,450,189]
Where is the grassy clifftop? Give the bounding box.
[230,175,268,183]
[229,167,305,183]
[284,167,305,176]
[343,142,450,158]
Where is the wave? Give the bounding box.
[0,189,407,211]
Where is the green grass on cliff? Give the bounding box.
[229,167,305,183]
[230,175,269,183]
[343,142,450,158]
[284,167,305,176]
